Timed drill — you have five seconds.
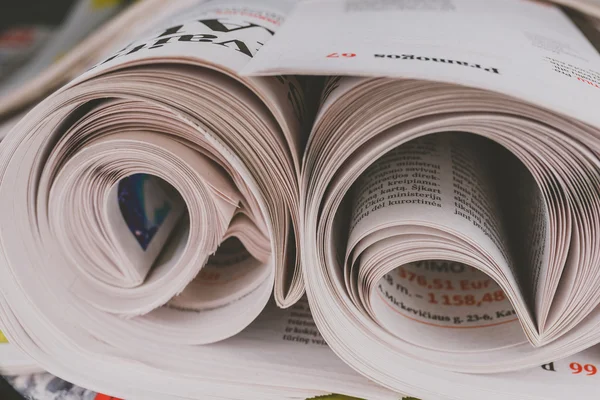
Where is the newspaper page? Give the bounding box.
[243,0,600,128]
[346,133,531,353]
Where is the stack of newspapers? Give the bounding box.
[3,0,600,399]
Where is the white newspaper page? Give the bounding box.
[243,0,600,128]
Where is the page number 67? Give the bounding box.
[570,362,597,375]
[327,52,356,58]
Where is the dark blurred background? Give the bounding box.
[0,0,78,28]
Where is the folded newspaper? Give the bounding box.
[3,0,600,399]
[0,0,203,120]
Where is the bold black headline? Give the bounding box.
[101,18,275,65]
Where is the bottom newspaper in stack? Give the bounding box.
[4,294,600,400]
[1,296,398,400]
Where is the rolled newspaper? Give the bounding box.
[0,0,206,378]
[0,1,345,399]
[243,1,600,399]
